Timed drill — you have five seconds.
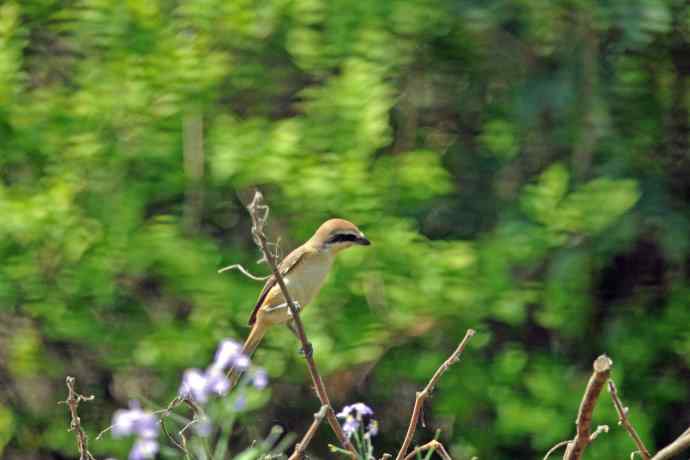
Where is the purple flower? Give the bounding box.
[341,416,360,437]
[112,401,158,439]
[206,368,230,397]
[179,368,231,403]
[212,339,249,371]
[180,369,211,403]
[129,437,158,460]
[337,402,377,439]
[252,369,268,389]
[337,402,374,420]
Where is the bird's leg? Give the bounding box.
[286,320,313,358]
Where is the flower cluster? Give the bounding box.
[337,402,378,438]
[336,403,379,459]
[178,339,267,404]
[111,401,159,460]
[111,339,269,459]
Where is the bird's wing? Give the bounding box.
[247,246,306,326]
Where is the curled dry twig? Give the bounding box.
[394,329,476,460]
[608,380,651,460]
[244,190,357,457]
[60,376,96,460]
[562,354,612,460]
[544,441,571,460]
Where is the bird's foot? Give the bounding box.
[299,341,314,358]
[287,301,302,317]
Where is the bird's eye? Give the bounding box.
[329,234,358,244]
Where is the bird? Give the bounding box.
[229,218,370,384]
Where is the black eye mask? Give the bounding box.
[328,233,359,244]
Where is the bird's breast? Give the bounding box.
[283,253,333,307]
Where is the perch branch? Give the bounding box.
[245,191,356,457]
[394,329,476,460]
[608,380,651,460]
[401,440,453,460]
[289,405,329,460]
[651,429,690,460]
[60,376,96,460]
[562,354,613,460]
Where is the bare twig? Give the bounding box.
[608,380,651,460]
[218,263,271,281]
[394,329,476,460]
[544,441,571,460]
[401,440,453,460]
[562,354,613,460]
[289,405,329,460]
[651,429,690,460]
[245,191,356,457]
[60,376,96,460]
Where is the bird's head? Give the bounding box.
[311,218,371,253]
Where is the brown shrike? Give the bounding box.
[230,219,370,382]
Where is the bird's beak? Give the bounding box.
[357,234,371,246]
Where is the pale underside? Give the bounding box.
[253,249,334,326]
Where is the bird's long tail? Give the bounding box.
[228,323,266,388]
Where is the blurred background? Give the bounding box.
[1,0,689,459]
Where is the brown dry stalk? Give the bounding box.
[394,329,476,460]
[608,380,651,460]
[651,429,690,460]
[562,354,612,460]
[61,376,96,460]
[246,191,357,457]
[289,405,329,460]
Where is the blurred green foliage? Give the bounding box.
[1,0,689,459]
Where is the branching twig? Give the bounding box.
[651,429,690,460]
[562,354,613,460]
[401,440,453,460]
[289,405,329,460]
[608,380,651,460]
[394,329,476,460]
[60,376,96,460]
[245,191,356,457]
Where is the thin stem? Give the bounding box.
[651,429,690,460]
[289,405,329,460]
[608,380,651,460]
[394,329,475,460]
[61,376,96,460]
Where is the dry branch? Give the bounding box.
[401,440,453,460]
[562,354,612,460]
[394,329,476,460]
[651,429,690,460]
[60,376,96,460]
[608,380,651,460]
[246,191,357,457]
[289,405,329,460]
